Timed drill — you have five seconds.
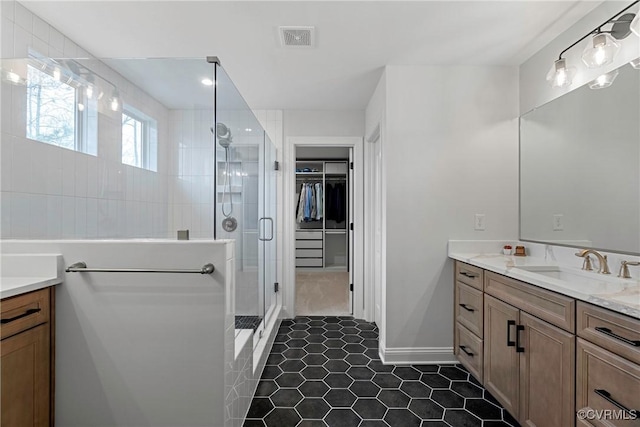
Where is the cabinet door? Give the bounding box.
[519,312,575,427]
[484,294,520,418]
[1,323,50,427]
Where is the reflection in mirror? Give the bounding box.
[520,63,640,255]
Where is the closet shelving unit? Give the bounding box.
[295,160,349,270]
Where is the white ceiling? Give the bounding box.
[22,1,602,111]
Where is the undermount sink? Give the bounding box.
[514,265,630,295]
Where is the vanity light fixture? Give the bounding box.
[110,90,120,112]
[632,11,640,36]
[201,78,214,86]
[546,58,576,88]
[582,33,620,68]
[547,1,639,88]
[588,69,619,89]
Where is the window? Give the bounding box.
[122,106,157,171]
[25,61,97,155]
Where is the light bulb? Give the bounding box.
[582,33,620,68]
[546,58,575,88]
[110,96,119,111]
[53,67,61,80]
[588,69,619,89]
[201,78,214,86]
[630,58,640,69]
[631,13,640,37]
[78,102,85,111]
[6,70,20,84]
[86,85,94,99]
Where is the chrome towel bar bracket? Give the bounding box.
[65,261,215,275]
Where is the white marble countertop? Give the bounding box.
[0,276,62,299]
[449,251,640,320]
[1,254,63,299]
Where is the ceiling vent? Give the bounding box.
[279,26,315,48]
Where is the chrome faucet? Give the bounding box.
[618,260,640,279]
[575,249,611,274]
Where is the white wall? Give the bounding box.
[373,65,519,362]
[284,109,365,138]
[520,1,640,114]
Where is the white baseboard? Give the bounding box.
[379,346,458,365]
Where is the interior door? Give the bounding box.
[348,148,354,314]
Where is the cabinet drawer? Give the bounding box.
[296,231,323,240]
[577,302,640,365]
[576,338,640,427]
[296,258,323,268]
[455,281,484,338]
[455,322,483,382]
[1,288,50,340]
[296,249,323,258]
[296,239,323,249]
[455,261,483,290]
[485,271,575,332]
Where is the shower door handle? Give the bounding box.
[258,218,274,241]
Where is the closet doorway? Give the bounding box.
[294,147,353,316]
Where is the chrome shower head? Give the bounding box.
[215,122,233,148]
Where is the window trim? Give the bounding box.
[121,105,157,172]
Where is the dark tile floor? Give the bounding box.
[243,316,520,427]
[236,315,263,331]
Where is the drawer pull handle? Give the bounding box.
[459,345,474,357]
[516,325,525,353]
[507,320,516,347]
[459,271,478,278]
[595,327,640,347]
[459,304,475,312]
[1,308,41,324]
[594,389,638,415]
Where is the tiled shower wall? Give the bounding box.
[0,1,285,243]
[0,1,172,239]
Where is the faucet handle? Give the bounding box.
[619,260,640,279]
[580,255,593,271]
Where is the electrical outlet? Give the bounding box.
[474,214,485,231]
[553,214,564,231]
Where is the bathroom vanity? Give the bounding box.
[450,253,640,427]
[1,254,62,427]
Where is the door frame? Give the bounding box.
[284,136,366,320]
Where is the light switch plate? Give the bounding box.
[553,214,564,231]
[475,214,485,231]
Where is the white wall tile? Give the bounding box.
[31,15,48,42]
[12,23,30,58]
[1,192,12,238]
[46,195,62,238]
[75,197,87,236]
[1,0,15,22]
[61,149,75,196]
[2,17,15,57]
[48,27,63,53]
[61,195,75,238]
[29,193,47,238]
[13,2,31,32]
[11,140,31,193]
[1,135,13,191]
[10,192,29,237]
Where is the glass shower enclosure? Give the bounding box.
[215,63,278,342]
[0,54,277,347]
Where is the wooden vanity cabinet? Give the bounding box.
[576,302,640,427]
[483,272,576,427]
[1,287,54,427]
[453,262,484,380]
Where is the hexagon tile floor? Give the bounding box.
[243,316,520,427]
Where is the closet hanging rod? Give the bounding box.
[65,261,215,275]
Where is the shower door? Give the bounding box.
[261,133,278,329]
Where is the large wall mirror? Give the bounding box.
[520,63,640,255]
